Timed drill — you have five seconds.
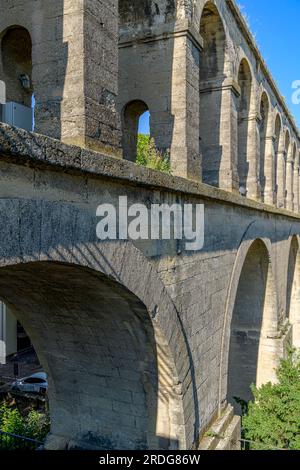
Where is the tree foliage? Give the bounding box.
[0,402,50,443]
[242,351,300,450]
[137,134,171,174]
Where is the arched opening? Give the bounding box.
[296,150,300,212]
[259,92,270,200]
[0,261,184,450]
[0,26,33,131]
[0,300,47,447]
[285,130,292,209]
[285,131,290,159]
[199,2,226,187]
[237,59,252,194]
[274,114,282,200]
[287,236,300,348]
[122,100,150,162]
[139,110,150,135]
[292,142,297,161]
[284,129,291,207]
[227,240,277,414]
[0,301,32,364]
[292,142,297,211]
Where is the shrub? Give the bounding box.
[137,134,171,174]
[0,402,50,443]
[0,404,25,437]
[242,350,300,450]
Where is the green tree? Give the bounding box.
[243,351,300,450]
[0,403,50,445]
[26,409,50,442]
[137,134,171,174]
[0,404,25,437]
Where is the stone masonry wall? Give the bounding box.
[0,125,300,446]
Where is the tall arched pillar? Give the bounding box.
[171,31,202,180]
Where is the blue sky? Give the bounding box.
[139,112,150,134]
[139,0,300,133]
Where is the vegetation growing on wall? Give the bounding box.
[242,351,300,450]
[137,134,171,174]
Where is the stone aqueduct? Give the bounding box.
[0,0,300,450]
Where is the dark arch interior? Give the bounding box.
[1,26,32,107]
[274,115,282,195]
[286,236,300,349]
[287,237,299,315]
[274,115,281,154]
[0,261,176,450]
[199,3,226,187]
[237,59,252,191]
[200,3,226,81]
[227,240,275,414]
[259,93,269,199]
[285,131,290,154]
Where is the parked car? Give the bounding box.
[11,372,48,394]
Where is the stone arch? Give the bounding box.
[0,261,189,450]
[0,25,33,108]
[274,113,282,201]
[0,2,68,140]
[274,113,282,146]
[122,100,150,162]
[296,149,300,212]
[292,141,297,162]
[285,130,295,210]
[292,142,299,211]
[286,235,300,348]
[291,141,297,159]
[0,198,195,449]
[285,127,291,154]
[259,91,270,201]
[0,255,193,450]
[199,1,227,187]
[219,238,279,413]
[283,128,290,206]
[237,58,253,193]
[199,1,226,82]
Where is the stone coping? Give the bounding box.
[0,123,299,220]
